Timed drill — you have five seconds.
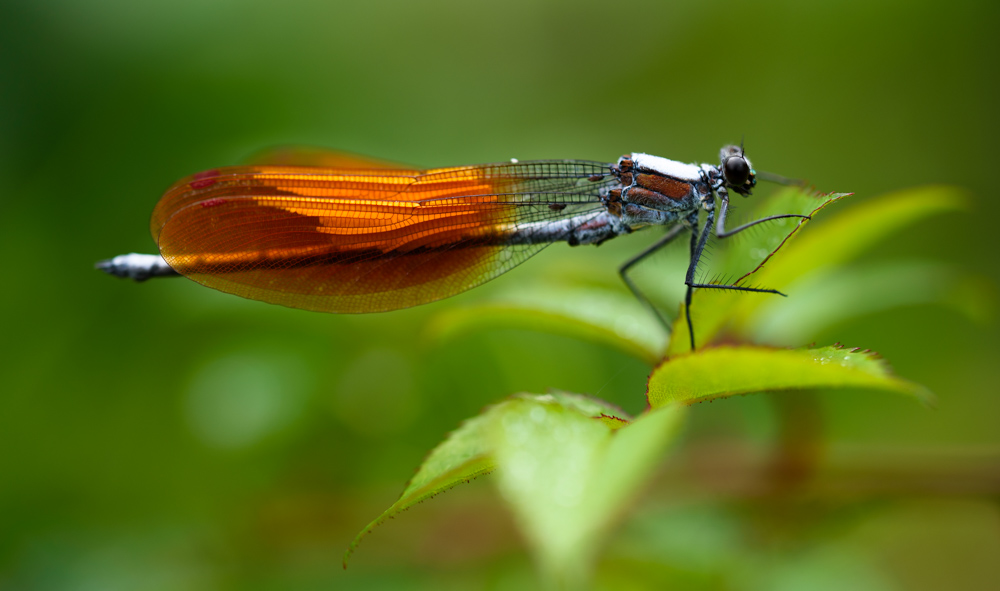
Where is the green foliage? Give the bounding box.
[345,392,684,586]
[490,398,683,587]
[426,286,667,364]
[347,346,932,582]
[749,260,993,343]
[712,185,971,347]
[346,186,969,586]
[342,392,631,568]
[751,185,968,286]
[647,344,934,407]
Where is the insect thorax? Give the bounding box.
[604,153,714,230]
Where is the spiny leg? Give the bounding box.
[684,194,813,349]
[683,210,710,350]
[715,192,810,238]
[619,223,687,330]
[698,194,811,293]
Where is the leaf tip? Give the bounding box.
[342,537,362,570]
[917,388,939,408]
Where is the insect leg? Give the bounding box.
[683,193,809,347]
[714,192,810,238]
[690,195,794,296]
[619,222,688,330]
[683,210,712,350]
[684,205,799,349]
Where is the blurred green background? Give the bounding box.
[2,0,999,589]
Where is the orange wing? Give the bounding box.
[151,158,616,313]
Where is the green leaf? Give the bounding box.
[647,344,934,407]
[490,398,685,586]
[723,185,968,339]
[342,409,497,568]
[425,285,668,364]
[749,261,995,344]
[703,188,851,285]
[343,392,632,567]
[588,403,686,515]
[668,185,967,354]
[748,185,967,290]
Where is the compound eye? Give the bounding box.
[724,156,750,186]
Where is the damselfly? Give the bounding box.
[99,145,807,349]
